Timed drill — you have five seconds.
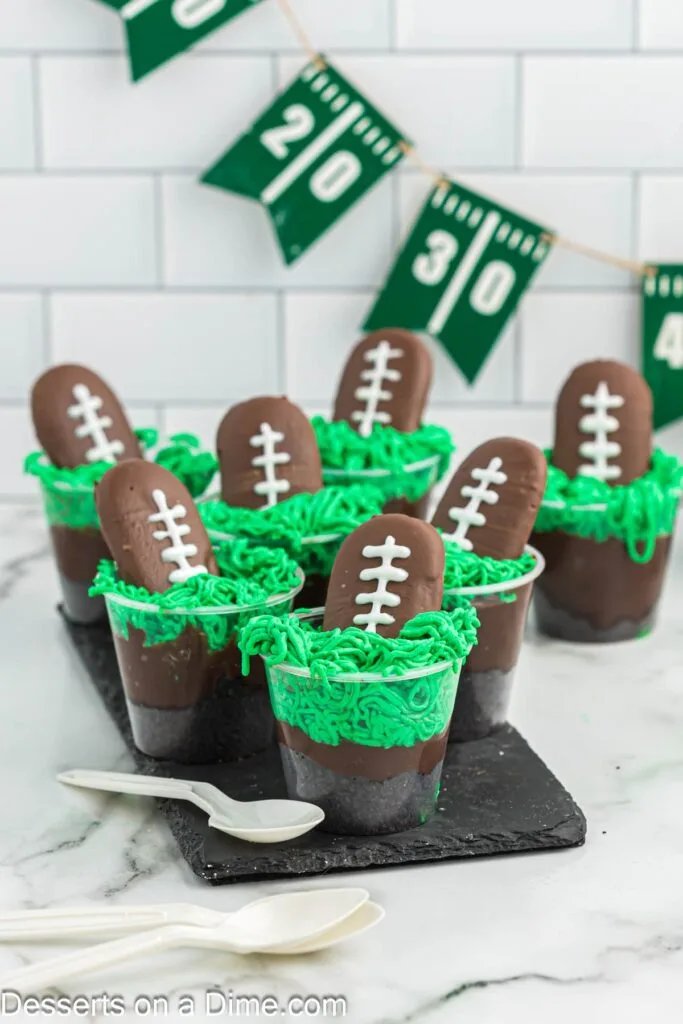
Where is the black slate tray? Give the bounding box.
[62,613,586,885]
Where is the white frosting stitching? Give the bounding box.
[443,456,508,552]
[353,534,411,632]
[351,339,403,438]
[147,488,207,584]
[67,383,125,464]
[249,421,292,508]
[577,381,624,482]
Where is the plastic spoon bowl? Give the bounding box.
[0,889,373,995]
[58,769,324,843]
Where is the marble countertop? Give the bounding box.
[1,502,682,1022]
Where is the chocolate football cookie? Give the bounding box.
[432,438,547,560]
[323,513,444,639]
[553,360,653,485]
[31,364,141,469]
[332,329,433,437]
[217,396,323,510]
[96,460,217,593]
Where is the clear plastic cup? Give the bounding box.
[39,476,109,625]
[443,545,545,743]
[531,501,676,642]
[104,574,303,764]
[322,454,441,520]
[266,657,460,835]
[202,520,342,609]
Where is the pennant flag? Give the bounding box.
[97,0,265,81]
[365,180,552,384]
[201,59,407,265]
[643,266,683,430]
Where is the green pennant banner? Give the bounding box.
[98,0,265,81]
[364,180,552,384]
[643,265,683,430]
[201,59,407,265]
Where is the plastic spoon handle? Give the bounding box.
[0,904,222,941]
[0,926,201,995]
[57,770,225,821]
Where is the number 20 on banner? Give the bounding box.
[201,61,407,264]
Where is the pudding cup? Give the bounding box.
[322,455,441,520]
[104,574,303,764]
[39,476,108,625]
[443,545,545,743]
[266,657,460,835]
[531,500,676,642]
[202,521,341,610]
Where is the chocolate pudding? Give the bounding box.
[448,582,533,742]
[111,623,273,763]
[50,525,109,625]
[531,531,672,642]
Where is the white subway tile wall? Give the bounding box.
[3,0,683,498]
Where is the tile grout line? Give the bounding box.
[512,52,525,405]
[41,291,52,367]
[30,54,43,170]
[153,173,165,288]
[270,51,287,394]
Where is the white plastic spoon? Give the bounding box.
[0,895,381,950]
[0,890,374,995]
[58,769,324,843]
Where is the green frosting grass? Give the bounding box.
[534,448,683,564]
[312,417,454,502]
[25,432,218,531]
[239,604,478,748]
[200,485,385,577]
[90,542,302,651]
[442,540,537,593]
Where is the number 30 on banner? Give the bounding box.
[365,181,551,384]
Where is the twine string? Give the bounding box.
[274,1,656,280]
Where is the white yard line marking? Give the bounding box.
[121,0,160,20]
[427,210,501,335]
[260,101,365,206]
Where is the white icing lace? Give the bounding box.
[67,383,125,464]
[444,457,508,552]
[351,339,403,438]
[353,534,411,632]
[147,488,207,584]
[249,422,292,509]
[577,381,625,482]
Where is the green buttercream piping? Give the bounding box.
[200,485,385,577]
[89,542,302,651]
[442,540,537,592]
[239,604,478,748]
[25,431,217,531]
[312,417,454,502]
[152,433,218,499]
[534,448,683,564]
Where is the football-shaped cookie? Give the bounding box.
[217,396,322,510]
[553,360,653,485]
[432,438,547,560]
[332,329,433,437]
[96,460,217,593]
[31,364,141,469]
[323,513,444,639]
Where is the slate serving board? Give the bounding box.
[62,613,586,885]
